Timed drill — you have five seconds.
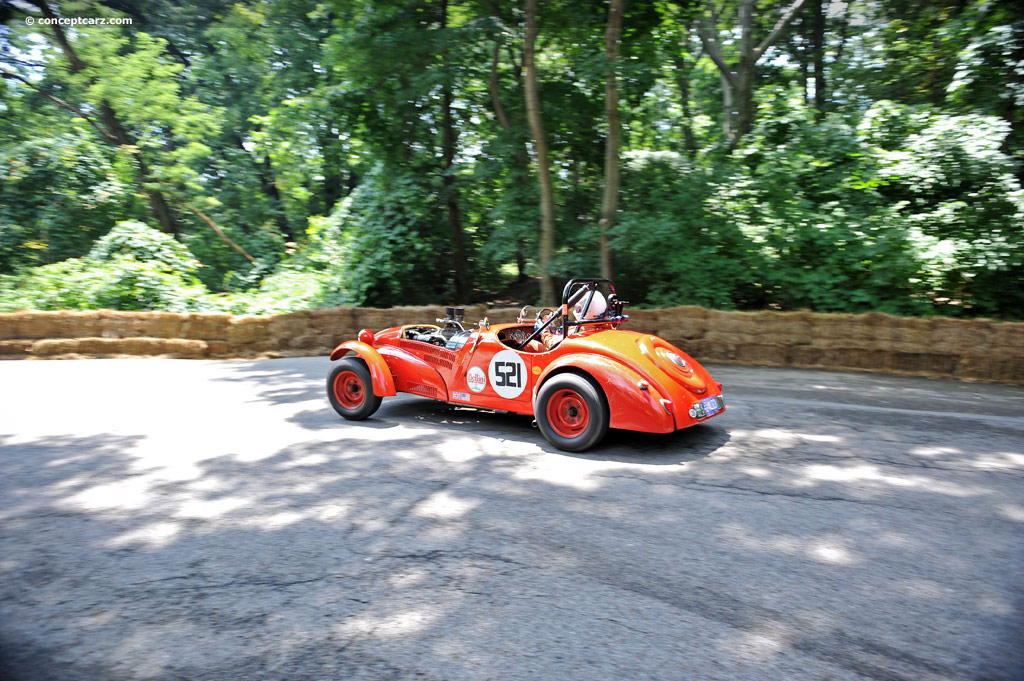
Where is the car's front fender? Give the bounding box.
[330,341,396,397]
[535,354,675,433]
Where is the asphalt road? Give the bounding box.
[1,357,1023,681]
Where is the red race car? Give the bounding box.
[327,278,725,452]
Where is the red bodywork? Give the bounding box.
[329,318,725,436]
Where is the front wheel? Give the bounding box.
[535,373,609,452]
[327,358,383,420]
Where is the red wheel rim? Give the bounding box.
[546,389,589,439]
[334,370,365,410]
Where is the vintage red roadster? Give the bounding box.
[326,278,725,452]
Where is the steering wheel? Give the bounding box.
[534,308,554,332]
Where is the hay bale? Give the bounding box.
[461,305,488,323]
[95,310,146,338]
[34,312,73,338]
[867,315,933,350]
[0,311,81,339]
[755,311,813,346]
[310,342,335,356]
[265,310,311,342]
[788,345,826,367]
[123,337,208,356]
[0,313,27,339]
[134,311,188,339]
[10,310,105,339]
[287,334,327,350]
[31,337,208,357]
[354,306,445,332]
[484,306,524,324]
[117,337,163,355]
[830,347,889,371]
[623,308,658,335]
[0,340,31,356]
[792,345,876,371]
[957,354,1024,383]
[676,339,734,362]
[228,316,272,345]
[0,313,25,340]
[705,309,762,336]
[205,341,235,357]
[929,318,992,355]
[353,307,396,332]
[249,339,283,353]
[30,338,84,356]
[68,310,104,337]
[733,343,789,366]
[881,351,958,377]
[702,310,768,345]
[306,307,357,335]
[182,313,231,341]
[809,312,877,344]
[989,321,1024,354]
[704,328,760,345]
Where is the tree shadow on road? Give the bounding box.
[4,359,1024,681]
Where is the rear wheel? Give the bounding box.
[535,373,608,452]
[327,358,382,420]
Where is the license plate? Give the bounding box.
[695,395,724,419]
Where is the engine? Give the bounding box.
[410,307,470,349]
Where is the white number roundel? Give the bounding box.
[488,350,528,399]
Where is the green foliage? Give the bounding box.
[610,151,754,309]
[88,220,200,276]
[858,101,1024,316]
[1,0,1021,320]
[0,221,210,312]
[304,164,453,307]
[0,257,209,313]
[212,268,331,315]
[0,133,135,271]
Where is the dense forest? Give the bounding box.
[1,0,1022,318]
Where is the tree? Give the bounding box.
[440,0,470,302]
[21,0,181,236]
[810,0,824,119]
[523,0,556,305]
[598,0,624,280]
[697,0,808,144]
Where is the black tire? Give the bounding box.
[535,373,609,452]
[327,357,383,420]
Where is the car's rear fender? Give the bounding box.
[535,355,675,433]
[330,341,396,397]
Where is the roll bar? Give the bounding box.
[560,278,615,339]
[516,278,617,350]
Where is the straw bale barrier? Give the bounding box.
[0,306,1021,384]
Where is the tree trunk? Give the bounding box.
[721,73,734,142]
[811,0,826,120]
[734,0,756,141]
[230,130,294,241]
[98,101,181,238]
[524,0,556,306]
[320,120,344,214]
[489,36,532,280]
[598,0,624,281]
[734,64,755,141]
[440,0,470,302]
[796,31,809,105]
[669,51,699,159]
[260,154,295,242]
